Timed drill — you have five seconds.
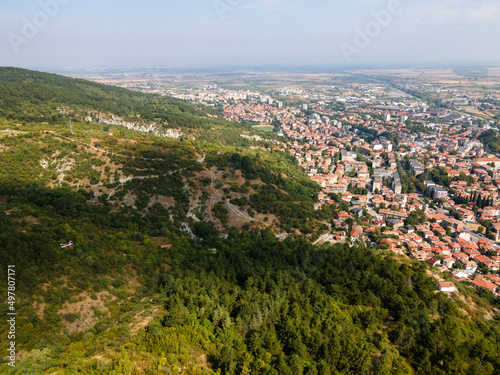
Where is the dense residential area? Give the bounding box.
[160,80,500,298]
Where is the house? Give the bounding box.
[474,255,499,271]
[403,225,415,233]
[350,229,362,240]
[471,278,498,294]
[463,248,481,259]
[423,231,434,239]
[452,269,469,280]
[455,231,471,241]
[460,210,475,222]
[492,223,500,241]
[462,261,478,275]
[452,252,468,261]
[430,222,447,236]
[387,219,404,230]
[426,213,447,223]
[442,257,455,269]
[412,250,431,261]
[474,157,500,168]
[450,243,462,253]
[380,238,398,251]
[336,211,353,222]
[437,281,456,293]
[485,274,500,283]
[373,219,386,227]
[477,239,492,248]
[426,257,441,267]
[332,231,347,242]
[442,218,463,231]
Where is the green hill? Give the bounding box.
[1,68,500,375]
[0,67,265,146]
[0,67,206,124]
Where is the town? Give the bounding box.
[157,73,500,297]
[72,68,500,297]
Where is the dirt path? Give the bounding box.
[49,132,257,226]
[208,170,254,221]
[47,131,168,162]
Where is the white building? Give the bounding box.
[437,282,456,293]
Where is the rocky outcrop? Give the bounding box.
[59,108,183,139]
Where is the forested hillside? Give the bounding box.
[0,67,207,124]
[1,68,500,374]
[2,193,500,374]
[0,67,264,146]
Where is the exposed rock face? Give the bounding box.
[87,112,183,138]
[61,108,183,139]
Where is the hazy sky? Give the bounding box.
[1,0,500,69]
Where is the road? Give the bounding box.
[432,207,500,249]
[463,224,500,249]
[366,191,383,220]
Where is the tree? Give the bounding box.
[406,210,428,227]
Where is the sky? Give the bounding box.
[1,0,500,69]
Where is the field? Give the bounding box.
[252,124,274,132]
[467,223,485,233]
